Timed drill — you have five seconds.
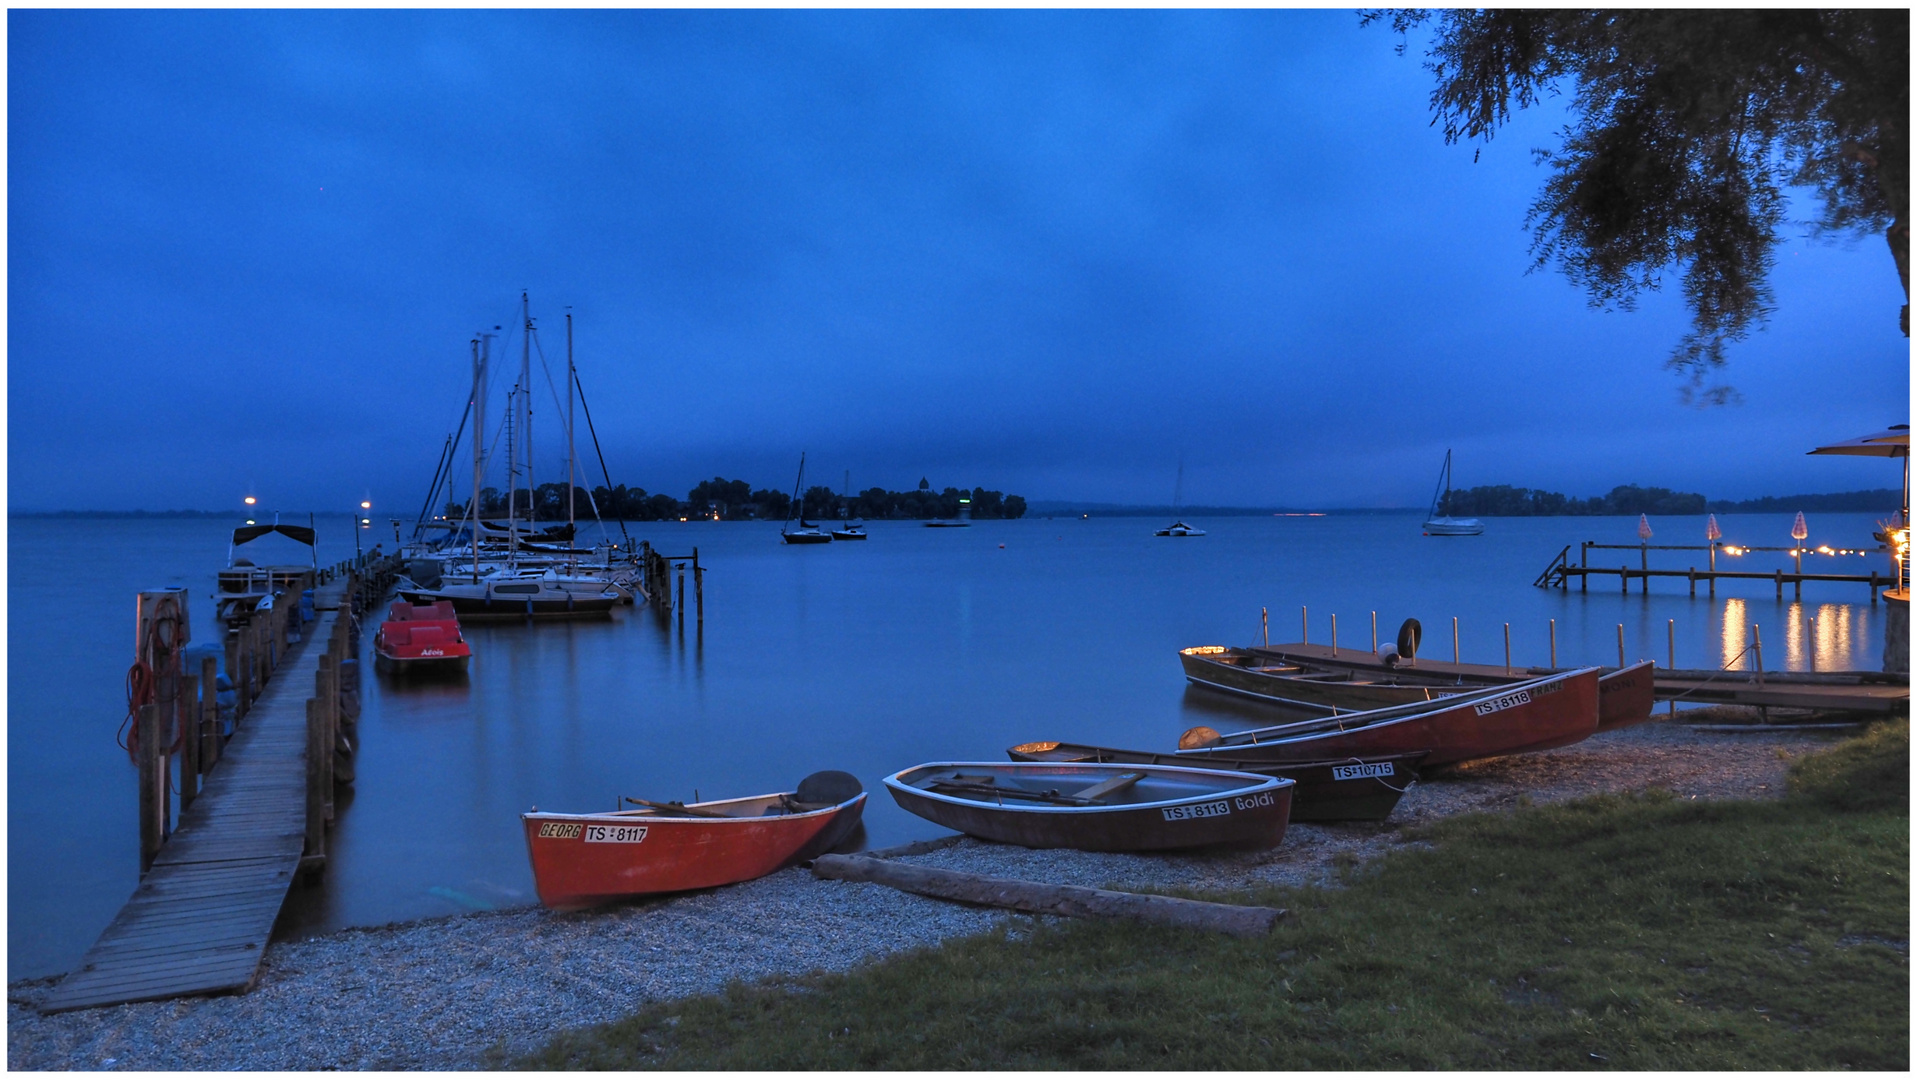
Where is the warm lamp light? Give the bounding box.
[244,496,257,506]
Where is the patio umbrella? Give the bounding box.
[1809,424,1908,588]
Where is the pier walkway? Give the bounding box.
[40,606,342,1014]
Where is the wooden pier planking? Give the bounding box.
[1250,642,1909,716]
[39,608,341,1014]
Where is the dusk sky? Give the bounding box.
[9,9,1909,514]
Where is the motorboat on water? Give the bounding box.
[1155,521,1206,537]
[216,521,318,629]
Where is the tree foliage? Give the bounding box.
[1440,482,1704,517]
[1369,9,1908,402]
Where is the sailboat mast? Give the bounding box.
[471,334,486,582]
[522,290,534,534]
[566,309,576,542]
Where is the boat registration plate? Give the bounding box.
[1162,800,1230,822]
[584,824,649,844]
[1474,689,1531,715]
[1332,762,1394,781]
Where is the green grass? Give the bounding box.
[523,720,1909,1070]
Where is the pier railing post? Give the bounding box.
[317,655,336,821]
[200,655,221,770]
[180,671,201,808]
[304,698,326,870]
[693,547,704,625]
[138,703,163,874]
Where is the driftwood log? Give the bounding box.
[811,853,1283,937]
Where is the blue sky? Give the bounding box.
[8,9,1908,512]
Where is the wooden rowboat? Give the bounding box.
[521,772,866,910]
[1180,646,1656,732]
[1005,742,1424,822]
[1175,668,1602,769]
[884,762,1294,852]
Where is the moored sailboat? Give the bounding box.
[1422,449,1484,536]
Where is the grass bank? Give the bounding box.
[525,721,1908,1070]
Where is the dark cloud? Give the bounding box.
[9,10,1905,512]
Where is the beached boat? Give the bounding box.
[1174,667,1602,769]
[373,600,471,674]
[1006,742,1422,821]
[521,771,867,910]
[1181,647,1657,732]
[1422,449,1484,536]
[884,761,1294,851]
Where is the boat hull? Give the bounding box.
[1177,668,1602,769]
[396,589,617,620]
[830,530,867,540]
[781,531,832,545]
[885,762,1293,852]
[1180,647,1466,712]
[1423,517,1484,536]
[1198,648,1656,732]
[373,651,470,675]
[1006,743,1423,822]
[521,793,866,910]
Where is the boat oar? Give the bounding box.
[623,796,730,819]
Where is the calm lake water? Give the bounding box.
[8,510,1897,977]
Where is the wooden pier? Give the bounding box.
[40,556,389,1014]
[1250,642,1909,717]
[1536,541,1893,601]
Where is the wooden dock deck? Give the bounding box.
[1249,642,1909,716]
[34,555,398,1015]
[39,606,341,1013]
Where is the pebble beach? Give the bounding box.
[7,717,1844,1071]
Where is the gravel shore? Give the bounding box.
[7,718,1845,1070]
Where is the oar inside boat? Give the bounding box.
[622,796,732,818]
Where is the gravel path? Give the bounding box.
[7,719,1845,1070]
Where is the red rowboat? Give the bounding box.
[1181,646,1655,731]
[1175,667,1602,769]
[1596,660,1656,731]
[373,600,472,674]
[521,772,866,910]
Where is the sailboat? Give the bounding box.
[831,470,867,540]
[781,453,832,544]
[1155,459,1205,537]
[1422,449,1484,536]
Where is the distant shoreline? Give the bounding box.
[11,493,1901,520]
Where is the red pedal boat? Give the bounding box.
[373,600,472,674]
[1176,667,1603,769]
[521,771,866,910]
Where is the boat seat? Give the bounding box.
[381,624,413,647]
[408,625,447,645]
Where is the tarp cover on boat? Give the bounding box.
[232,524,316,546]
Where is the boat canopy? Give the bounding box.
[232,524,316,547]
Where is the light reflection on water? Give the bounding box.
[8,511,1894,977]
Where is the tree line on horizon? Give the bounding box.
[1439,485,1901,518]
[443,477,1026,522]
